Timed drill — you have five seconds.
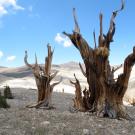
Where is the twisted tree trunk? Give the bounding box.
[24,45,61,109]
[64,0,134,120]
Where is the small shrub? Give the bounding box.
[4,86,13,99]
[0,94,10,108]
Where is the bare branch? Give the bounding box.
[93,30,97,49]
[70,80,76,85]
[112,64,122,73]
[35,53,38,65]
[24,51,33,69]
[106,0,124,49]
[45,44,53,75]
[79,63,86,77]
[50,71,59,81]
[51,77,62,89]
[70,74,80,85]
[116,46,135,98]
[99,13,103,38]
[114,0,124,13]
[74,73,79,83]
[73,8,80,33]
[98,13,104,47]
[111,0,124,27]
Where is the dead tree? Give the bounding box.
[24,44,61,109]
[64,0,135,120]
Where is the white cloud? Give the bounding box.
[0,0,24,17]
[7,55,16,61]
[0,5,7,16]
[55,33,64,43]
[64,40,72,47]
[55,33,72,47]
[0,51,3,58]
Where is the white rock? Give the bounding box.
[40,121,50,127]
[83,129,91,135]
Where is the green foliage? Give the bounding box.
[0,93,10,108]
[4,86,13,99]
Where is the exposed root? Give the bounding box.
[95,101,134,120]
[37,106,56,110]
[26,100,55,110]
[26,103,38,108]
[117,110,134,121]
[69,106,79,113]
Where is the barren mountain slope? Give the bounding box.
[0,62,134,100]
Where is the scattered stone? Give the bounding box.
[0,114,5,118]
[0,88,135,135]
[83,129,91,135]
[40,121,50,127]
[32,126,36,129]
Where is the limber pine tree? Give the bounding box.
[24,44,62,109]
[64,0,135,120]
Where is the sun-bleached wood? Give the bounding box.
[24,44,61,109]
[64,0,134,120]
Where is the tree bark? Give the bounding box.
[70,74,85,112]
[64,0,134,120]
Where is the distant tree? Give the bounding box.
[4,86,13,99]
[64,0,134,120]
[24,45,62,109]
[0,91,10,108]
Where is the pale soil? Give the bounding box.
[0,88,135,135]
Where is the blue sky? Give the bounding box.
[0,0,135,67]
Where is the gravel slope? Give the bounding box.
[0,88,135,135]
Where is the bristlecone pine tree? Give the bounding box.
[24,45,61,109]
[64,0,135,120]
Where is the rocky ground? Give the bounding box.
[0,88,135,135]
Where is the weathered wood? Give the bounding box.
[70,74,85,111]
[64,0,134,120]
[24,45,61,109]
[93,30,97,49]
[79,63,86,77]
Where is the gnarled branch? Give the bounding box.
[50,71,59,81]
[116,46,135,98]
[24,51,33,69]
[73,8,80,33]
[98,13,104,47]
[51,77,62,90]
[70,74,85,111]
[79,63,86,77]
[93,30,97,49]
[106,0,124,49]
[112,64,122,73]
[45,44,53,75]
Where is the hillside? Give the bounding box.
[0,62,134,100]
